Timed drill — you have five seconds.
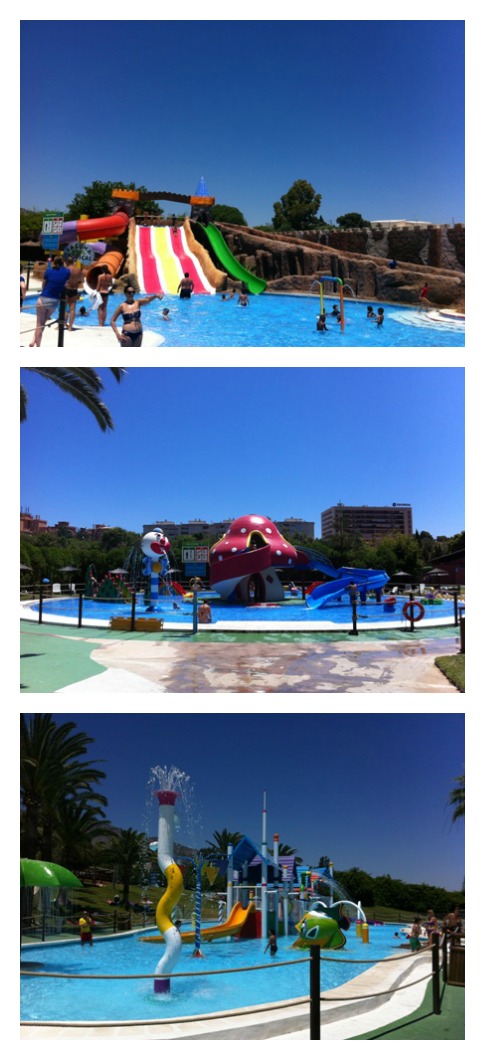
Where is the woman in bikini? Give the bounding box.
[111,285,162,346]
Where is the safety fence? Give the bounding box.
[21,934,455,1038]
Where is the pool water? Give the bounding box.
[21,924,401,1023]
[22,292,464,347]
[34,593,457,626]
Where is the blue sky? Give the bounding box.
[20,20,464,226]
[20,367,464,538]
[37,713,464,891]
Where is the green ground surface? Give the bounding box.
[435,654,465,691]
[351,979,464,1039]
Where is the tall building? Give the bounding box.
[276,517,315,539]
[321,503,413,540]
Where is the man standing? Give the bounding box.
[64,257,85,331]
[79,910,94,947]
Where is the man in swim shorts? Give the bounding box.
[178,273,194,298]
[79,911,94,946]
[64,256,85,331]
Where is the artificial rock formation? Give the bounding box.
[216,223,465,309]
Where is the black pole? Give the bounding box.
[431,932,441,1014]
[442,931,448,983]
[193,590,198,634]
[77,592,84,628]
[453,590,459,626]
[57,290,67,347]
[459,612,465,653]
[309,945,321,1039]
[38,585,43,624]
[131,591,137,632]
[348,598,358,635]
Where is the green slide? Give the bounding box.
[201,222,267,294]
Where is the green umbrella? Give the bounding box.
[20,858,83,888]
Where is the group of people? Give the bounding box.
[24,253,173,347]
[398,907,463,952]
[316,304,342,331]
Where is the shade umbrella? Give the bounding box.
[58,565,80,574]
[109,567,129,575]
[427,568,447,577]
[20,563,32,571]
[20,858,83,888]
[394,571,411,578]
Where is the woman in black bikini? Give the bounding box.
[111,285,162,346]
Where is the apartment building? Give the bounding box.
[321,503,413,540]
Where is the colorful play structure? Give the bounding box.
[142,784,368,991]
[209,514,388,607]
[57,178,267,298]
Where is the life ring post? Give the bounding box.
[403,594,425,631]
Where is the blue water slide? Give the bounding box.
[306,575,354,609]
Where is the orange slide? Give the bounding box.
[140,902,256,944]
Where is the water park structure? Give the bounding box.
[57,178,267,302]
[209,513,388,607]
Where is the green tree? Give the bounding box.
[20,368,125,432]
[201,829,243,858]
[20,209,46,242]
[20,714,107,861]
[336,212,370,229]
[212,205,248,225]
[65,180,163,220]
[449,774,465,822]
[272,180,323,231]
[102,828,146,904]
[54,801,112,871]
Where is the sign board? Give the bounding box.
[42,212,64,250]
[185,562,206,577]
[182,547,209,563]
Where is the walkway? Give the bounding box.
[20,621,460,693]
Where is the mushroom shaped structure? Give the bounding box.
[210,514,298,602]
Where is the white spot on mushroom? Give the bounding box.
[276,549,282,556]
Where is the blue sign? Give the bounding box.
[185,563,206,576]
[42,234,60,250]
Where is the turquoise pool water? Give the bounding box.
[21,924,401,1023]
[22,292,464,346]
[33,594,457,626]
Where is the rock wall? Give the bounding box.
[217,224,465,309]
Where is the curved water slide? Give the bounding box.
[59,211,130,247]
[304,564,389,610]
[135,224,215,295]
[195,222,267,294]
[141,902,256,944]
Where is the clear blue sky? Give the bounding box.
[37,713,464,891]
[20,20,464,226]
[20,368,464,538]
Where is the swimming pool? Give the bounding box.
[21,925,401,1023]
[29,593,458,627]
[22,292,464,347]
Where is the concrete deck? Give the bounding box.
[20,620,460,693]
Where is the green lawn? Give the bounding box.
[435,654,465,691]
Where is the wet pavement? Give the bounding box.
[20,623,460,693]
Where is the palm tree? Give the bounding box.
[54,801,112,871]
[201,829,243,859]
[101,828,146,904]
[20,368,125,431]
[449,773,465,822]
[20,714,107,860]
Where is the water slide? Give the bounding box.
[60,211,130,245]
[196,222,267,294]
[135,224,215,295]
[304,564,389,610]
[141,902,256,944]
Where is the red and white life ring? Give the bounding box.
[403,600,425,622]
